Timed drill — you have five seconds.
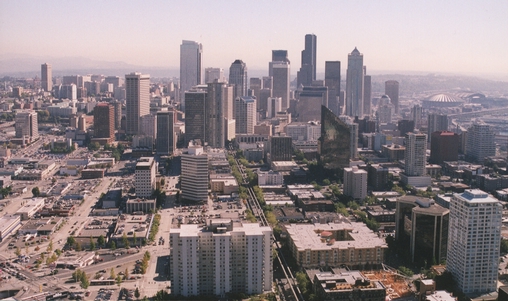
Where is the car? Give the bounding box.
[116,265,122,268]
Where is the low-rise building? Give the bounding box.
[0,215,21,241]
[125,198,156,214]
[15,198,45,220]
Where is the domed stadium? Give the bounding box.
[422,93,465,108]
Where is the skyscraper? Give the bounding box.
[325,61,341,116]
[204,68,224,84]
[295,86,328,122]
[249,78,263,109]
[430,131,459,164]
[297,34,317,87]
[447,189,501,294]
[427,113,448,142]
[180,40,203,108]
[385,80,399,114]
[205,82,233,148]
[229,60,248,101]
[345,48,364,118]
[156,110,175,155]
[410,105,422,129]
[343,166,367,200]
[41,63,52,92]
[271,62,290,111]
[404,132,427,176]
[269,136,292,162]
[319,106,351,174]
[235,96,256,134]
[15,110,38,140]
[466,122,496,163]
[363,73,372,116]
[125,72,150,135]
[93,103,115,141]
[184,87,207,145]
[181,142,208,202]
[135,157,156,198]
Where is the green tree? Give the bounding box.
[110,240,116,250]
[15,246,21,257]
[89,237,96,250]
[110,267,116,279]
[296,271,309,296]
[124,267,129,280]
[322,179,331,186]
[67,236,76,246]
[398,266,414,277]
[75,242,82,252]
[501,239,508,254]
[47,239,53,252]
[32,186,40,197]
[122,233,130,249]
[134,287,140,299]
[97,235,105,248]
[88,142,100,151]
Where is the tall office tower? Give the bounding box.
[112,101,122,130]
[180,40,203,108]
[266,97,282,119]
[125,72,150,135]
[184,87,207,145]
[345,48,364,118]
[41,63,52,92]
[139,114,157,139]
[349,122,359,160]
[62,75,79,86]
[204,68,224,84]
[104,76,123,90]
[15,110,38,140]
[447,189,501,294]
[297,34,317,87]
[205,82,233,148]
[319,106,351,173]
[295,86,328,122]
[181,141,208,202]
[343,166,367,200]
[262,76,273,90]
[410,105,422,129]
[235,96,256,134]
[170,220,272,297]
[135,157,156,198]
[156,110,175,155]
[427,113,448,141]
[249,78,263,108]
[398,119,415,137]
[466,122,496,163]
[271,50,290,65]
[258,88,272,115]
[325,61,341,116]
[271,62,290,111]
[405,132,427,176]
[430,131,459,164]
[93,103,115,141]
[269,136,292,162]
[59,84,77,100]
[363,74,372,116]
[229,60,248,101]
[376,103,392,124]
[385,80,399,114]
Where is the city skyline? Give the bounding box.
[1,0,507,79]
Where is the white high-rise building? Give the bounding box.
[234,96,256,134]
[343,166,367,200]
[41,63,52,92]
[266,97,282,119]
[447,189,501,294]
[285,121,320,141]
[135,157,156,198]
[345,47,364,118]
[270,61,290,111]
[181,142,208,202]
[170,220,272,297]
[180,40,203,109]
[125,73,150,135]
[139,114,157,139]
[204,68,224,84]
[466,122,496,163]
[404,132,427,176]
[15,110,38,140]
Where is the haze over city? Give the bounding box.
[1,0,508,79]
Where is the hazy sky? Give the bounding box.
[1,0,507,76]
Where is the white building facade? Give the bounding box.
[134,157,156,198]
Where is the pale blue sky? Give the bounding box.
[1,0,507,76]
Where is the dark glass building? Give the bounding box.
[319,106,351,174]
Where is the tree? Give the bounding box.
[116,275,123,287]
[47,239,53,252]
[322,179,331,186]
[15,246,21,257]
[110,240,116,250]
[134,287,140,300]
[97,235,105,248]
[133,232,137,247]
[501,239,508,254]
[124,267,129,280]
[75,242,82,252]
[89,237,96,250]
[296,271,310,296]
[122,233,130,249]
[67,236,76,246]
[110,268,116,279]
[32,186,41,197]
[88,142,100,151]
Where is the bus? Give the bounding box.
[90,279,115,286]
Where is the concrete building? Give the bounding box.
[156,110,175,155]
[93,103,115,141]
[257,171,284,186]
[430,131,459,164]
[286,222,387,269]
[295,85,328,122]
[297,34,317,87]
[235,96,256,134]
[363,73,372,116]
[180,40,203,108]
[466,122,496,163]
[125,198,156,214]
[204,68,224,84]
[345,48,364,118]
[184,86,207,145]
[266,97,282,119]
[286,121,321,141]
[0,215,22,241]
[15,110,38,140]
[206,82,234,148]
[181,142,208,202]
[343,166,367,200]
[41,63,52,92]
[447,189,501,294]
[271,60,290,111]
[427,114,448,142]
[135,157,156,198]
[170,220,272,297]
[411,105,423,129]
[269,136,292,162]
[312,269,386,301]
[405,132,427,176]
[384,80,399,114]
[249,78,263,109]
[139,114,157,139]
[125,72,150,135]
